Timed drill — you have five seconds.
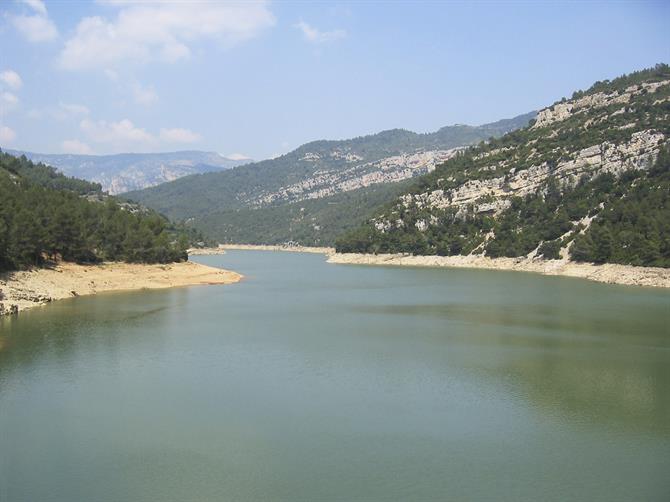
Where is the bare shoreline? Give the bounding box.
[2,248,666,319]
[193,243,670,288]
[0,261,242,316]
[327,253,670,289]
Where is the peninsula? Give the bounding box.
[0,261,241,316]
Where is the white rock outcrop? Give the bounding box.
[533,80,670,129]
[378,129,664,232]
[252,148,461,206]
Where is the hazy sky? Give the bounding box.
[1,0,668,159]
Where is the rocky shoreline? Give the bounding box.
[187,247,228,256]
[0,261,242,317]
[327,253,670,288]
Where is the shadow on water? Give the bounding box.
[352,300,670,434]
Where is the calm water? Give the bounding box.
[1,251,669,501]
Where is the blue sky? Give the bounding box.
[1,1,668,159]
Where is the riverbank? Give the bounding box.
[187,247,228,256]
[327,253,670,288]
[192,244,335,255]
[0,261,242,316]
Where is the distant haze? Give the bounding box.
[5,149,251,194]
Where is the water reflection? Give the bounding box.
[355,300,670,433]
[0,289,184,391]
[1,251,669,501]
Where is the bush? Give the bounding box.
[538,240,561,260]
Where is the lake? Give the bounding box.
[1,250,669,501]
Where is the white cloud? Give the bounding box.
[0,92,19,115]
[132,82,158,106]
[11,0,58,43]
[0,125,17,144]
[80,118,155,148]
[77,117,200,151]
[12,14,58,43]
[62,139,94,155]
[159,127,200,144]
[226,152,251,161]
[58,2,276,70]
[0,70,23,90]
[294,21,346,44]
[20,0,48,16]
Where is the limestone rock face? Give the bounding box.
[369,75,670,236]
[533,80,670,129]
[386,129,664,229]
[252,149,461,207]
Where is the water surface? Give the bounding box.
[1,251,669,501]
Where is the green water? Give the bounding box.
[1,251,669,501]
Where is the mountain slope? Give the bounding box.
[127,112,535,245]
[5,150,250,194]
[336,64,670,268]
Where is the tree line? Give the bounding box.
[0,152,193,272]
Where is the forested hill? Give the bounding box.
[336,64,670,268]
[0,152,202,272]
[126,112,535,246]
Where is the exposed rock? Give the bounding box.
[300,153,321,162]
[0,303,19,316]
[329,149,363,162]
[11,291,53,303]
[327,253,670,288]
[533,80,670,128]
[386,129,664,231]
[252,149,461,207]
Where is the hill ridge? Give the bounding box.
[335,64,670,269]
[127,112,535,245]
[5,149,250,194]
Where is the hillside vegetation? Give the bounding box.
[0,152,202,272]
[197,181,413,245]
[336,64,670,268]
[126,113,535,245]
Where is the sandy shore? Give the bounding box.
[327,253,670,288]
[0,261,242,316]
[187,247,227,256]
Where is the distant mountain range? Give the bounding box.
[126,112,536,245]
[3,150,251,194]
